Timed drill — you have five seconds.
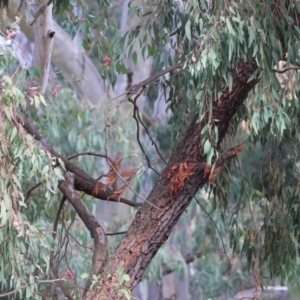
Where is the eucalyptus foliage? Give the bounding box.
[2,0,300,299]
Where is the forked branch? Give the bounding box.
[15,116,141,207]
[60,172,108,294]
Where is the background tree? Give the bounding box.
[1,0,300,299]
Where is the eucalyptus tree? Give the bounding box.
[1,0,300,299]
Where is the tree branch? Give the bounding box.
[106,230,127,236]
[60,172,108,295]
[15,116,141,207]
[49,196,66,274]
[67,151,108,160]
[127,62,184,96]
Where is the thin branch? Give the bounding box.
[127,62,184,96]
[237,297,260,300]
[60,172,108,295]
[103,102,163,210]
[136,104,167,165]
[129,95,167,169]
[106,230,127,236]
[49,196,66,274]
[48,199,75,300]
[272,67,300,73]
[0,278,65,298]
[67,151,108,160]
[24,182,41,201]
[68,231,94,250]
[162,250,202,276]
[50,269,74,300]
[29,5,46,26]
[129,91,161,176]
[194,197,231,272]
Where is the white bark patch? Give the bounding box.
[32,0,54,94]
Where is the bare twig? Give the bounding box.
[272,67,300,73]
[0,278,65,298]
[127,62,184,96]
[50,269,74,300]
[68,231,94,250]
[106,230,127,236]
[130,98,167,165]
[103,99,163,210]
[49,196,66,273]
[29,5,46,26]
[67,151,108,160]
[194,196,232,272]
[25,182,41,201]
[129,91,161,176]
[48,196,76,300]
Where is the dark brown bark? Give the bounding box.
[60,172,108,295]
[84,60,259,300]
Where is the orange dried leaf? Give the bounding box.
[92,182,101,196]
[204,164,211,178]
[100,153,137,199]
[234,143,245,155]
[168,162,197,198]
[108,185,128,201]
[119,170,137,177]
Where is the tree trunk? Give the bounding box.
[84,60,259,300]
[7,0,106,104]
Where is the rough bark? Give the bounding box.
[84,60,259,300]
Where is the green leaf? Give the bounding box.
[54,167,65,180]
[42,165,49,175]
[185,20,191,41]
[9,127,17,142]
[118,289,131,300]
[122,274,130,281]
[254,189,264,197]
[2,75,12,85]
[251,112,259,134]
[226,18,235,36]
[39,94,47,106]
[203,139,211,155]
[132,51,137,65]
[80,273,89,279]
[117,267,124,276]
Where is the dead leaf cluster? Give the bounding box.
[166,162,198,198]
[93,153,137,201]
